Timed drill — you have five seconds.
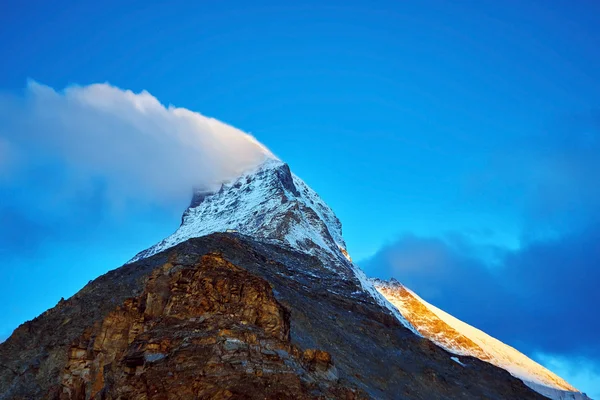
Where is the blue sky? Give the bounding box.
[1,0,599,397]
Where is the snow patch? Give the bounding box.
[451,356,466,367]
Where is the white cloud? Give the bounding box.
[0,81,275,205]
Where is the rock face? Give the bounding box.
[0,234,546,399]
[58,253,354,399]
[373,279,589,400]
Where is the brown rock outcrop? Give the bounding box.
[57,253,356,399]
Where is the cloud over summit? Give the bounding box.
[0,81,275,206]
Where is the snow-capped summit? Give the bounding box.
[130,159,347,266]
[372,278,590,400]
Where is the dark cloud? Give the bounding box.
[361,226,600,360]
[502,226,600,356]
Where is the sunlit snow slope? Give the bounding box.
[373,279,590,400]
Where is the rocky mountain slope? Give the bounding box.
[0,159,572,399]
[373,279,589,400]
[0,234,546,399]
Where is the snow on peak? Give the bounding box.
[372,279,590,400]
[129,159,347,264]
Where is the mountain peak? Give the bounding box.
[186,160,292,209]
[129,161,420,335]
[130,159,347,266]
